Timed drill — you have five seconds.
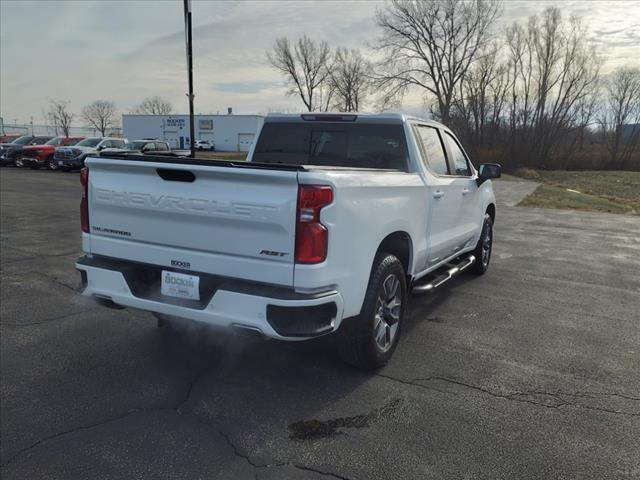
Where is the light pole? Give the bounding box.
[183,0,196,158]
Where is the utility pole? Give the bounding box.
[183,0,196,158]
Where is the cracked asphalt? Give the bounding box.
[1,168,639,479]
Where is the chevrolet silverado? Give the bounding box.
[75,113,500,370]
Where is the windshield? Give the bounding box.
[124,141,146,150]
[76,138,102,147]
[45,137,64,146]
[253,122,409,170]
[12,136,34,145]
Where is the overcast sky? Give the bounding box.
[1,0,639,124]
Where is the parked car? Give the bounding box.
[0,136,34,166]
[54,137,127,171]
[0,133,22,143]
[19,136,86,170]
[100,139,171,155]
[75,113,501,370]
[2,136,53,167]
[195,139,214,151]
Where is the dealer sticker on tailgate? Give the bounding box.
[161,270,200,300]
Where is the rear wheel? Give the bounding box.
[470,214,493,275]
[47,156,58,170]
[337,253,406,371]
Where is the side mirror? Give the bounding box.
[477,163,501,186]
[97,145,106,151]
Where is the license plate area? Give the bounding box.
[161,270,200,300]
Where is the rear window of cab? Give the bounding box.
[253,122,409,171]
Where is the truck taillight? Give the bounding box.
[295,185,333,264]
[80,167,89,233]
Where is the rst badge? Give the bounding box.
[260,250,287,257]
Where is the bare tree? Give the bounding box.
[501,8,601,167]
[46,100,74,137]
[452,42,510,151]
[598,67,640,168]
[131,96,173,115]
[82,100,117,136]
[329,48,372,112]
[268,36,333,112]
[373,0,501,123]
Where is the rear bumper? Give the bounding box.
[76,255,344,340]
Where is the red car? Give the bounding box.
[19,136,86,170]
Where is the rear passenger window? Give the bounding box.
[415,126,449,175]
[443,132,471,176]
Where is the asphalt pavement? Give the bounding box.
[1,167,639,479]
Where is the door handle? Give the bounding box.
[462,188,470,195]
[433,190,444,199]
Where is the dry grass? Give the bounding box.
[515,170,640,215]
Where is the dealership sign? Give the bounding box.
[166,118,186,128]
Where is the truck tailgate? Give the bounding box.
[85,157,298,286]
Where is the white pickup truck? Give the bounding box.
[76,113,500,370]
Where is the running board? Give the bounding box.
[411,255,476,296]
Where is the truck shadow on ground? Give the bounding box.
[146,272,475,449]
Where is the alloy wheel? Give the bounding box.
[482,223,492,268]
[373,274,402,352]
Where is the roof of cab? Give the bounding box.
[264,112,445,128]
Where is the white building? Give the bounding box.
[122,114,264,152]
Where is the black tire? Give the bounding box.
[14,158,25,168]
[470,213,493,275]
[47,156,58,171]
[337,253,407,371]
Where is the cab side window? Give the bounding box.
[143,142,156,151]
[414,125,449,175]
[443,132,471,176]
[155,142,169,151]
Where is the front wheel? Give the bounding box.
[47,157,58,170]
[14,158,25,168]
[470,213,493,275]
[337,253,407,371]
